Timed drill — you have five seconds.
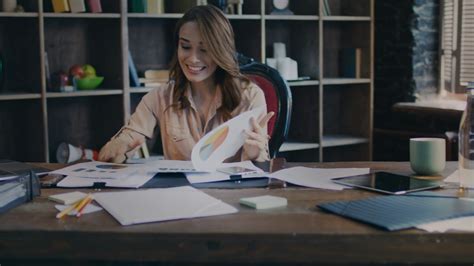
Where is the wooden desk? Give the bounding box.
[0,161,472,266]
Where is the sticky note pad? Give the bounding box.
[239,195,287,209]
[48,191,87,205]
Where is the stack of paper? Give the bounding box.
[94,186,237,226]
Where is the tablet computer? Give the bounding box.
[332,172,443,195]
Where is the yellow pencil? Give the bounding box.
[56,198,83,219]
[73,193,93,213]
[76,196,94,217]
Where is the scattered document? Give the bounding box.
[185,161,265,184]
[51,161,140,179]
[93,186,238,226]
[266,166,369,190]
[55,203,102,216]
[140,160,201,173]
[56,172,155,188]
[191,106,265,171]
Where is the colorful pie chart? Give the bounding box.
[199,125,229,160]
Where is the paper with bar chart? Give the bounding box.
[191,106,265,171]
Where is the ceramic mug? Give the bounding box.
[409,138,446,175]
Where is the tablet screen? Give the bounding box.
[332,172,443,194]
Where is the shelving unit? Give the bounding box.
[0,0,373,163]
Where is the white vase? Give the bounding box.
[2,0,17,12]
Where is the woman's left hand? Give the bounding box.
[243,111,274,162]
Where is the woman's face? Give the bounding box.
[178,21,217,86]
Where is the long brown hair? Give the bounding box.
[168,5,248,120]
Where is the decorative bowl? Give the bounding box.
[76,76,104,90]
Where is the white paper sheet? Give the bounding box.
[185,161,265,184]
[93,186,238,226]
[191,106,265,171]
[55,203,103,216]
[51,161,140,179]
[56,171,155,188]
[417,198,474,232]
[266,166,370,190]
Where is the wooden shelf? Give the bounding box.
[288,80,320,86]
[322,135,369,147]
[279,141,319,152]
[322,78,371,85]
[226,14,261,20]
[130,87,156,93]
[127,13,182,19]
[0,93,41,101]
[323,16,371,21]
[46,90,123,98]
[43,13,120,18]
[265,15,319,21]
[0,12,38,17]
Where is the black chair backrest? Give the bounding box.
[240,61,292,158]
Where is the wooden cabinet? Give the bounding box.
[0,0,373,162]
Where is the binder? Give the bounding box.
[0,171,41,214]
[319,195,474,231]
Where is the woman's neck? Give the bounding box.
[190,77,217,100]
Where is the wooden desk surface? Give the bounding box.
[1,161,472,266]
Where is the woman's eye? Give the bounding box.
[181,46,191,50]
[200,49,207,53]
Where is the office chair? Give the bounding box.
[239,57,292,158]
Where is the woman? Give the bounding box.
[99,5,273,163]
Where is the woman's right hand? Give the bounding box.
[98,130,145,163]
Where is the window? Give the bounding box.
[440,0,474,93]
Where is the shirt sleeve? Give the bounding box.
[122,86,166,139]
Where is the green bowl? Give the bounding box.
[76,76,104,90]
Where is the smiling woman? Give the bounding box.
[98,5,273,164]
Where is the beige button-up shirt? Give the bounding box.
[121,80,267,160]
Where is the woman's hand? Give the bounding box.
[243,111,274,162]
[98,130,145,163]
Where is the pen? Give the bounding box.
[76,195,94,217]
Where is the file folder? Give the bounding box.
[318,195,474,231]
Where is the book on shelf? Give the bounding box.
[323,0,331,16]
[68,0,86,12]
[128,51,140,87]
[86,0,102,13]
[147,0,164,14]
[340,48,362,78]
[52,0,70,12]
[129,0,147,13]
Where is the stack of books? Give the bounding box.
[140,70,169,87]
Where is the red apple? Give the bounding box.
[69,64,84,78]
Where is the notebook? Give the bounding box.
[94,186,237,226]
[318,196,474,231]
